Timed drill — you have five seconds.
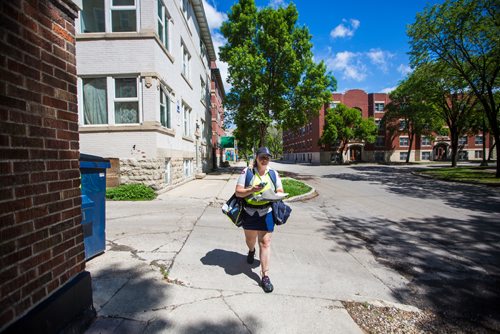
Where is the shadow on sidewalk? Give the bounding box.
[200,249,261,285]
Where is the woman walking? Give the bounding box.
[235,147,284,293]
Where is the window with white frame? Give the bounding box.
[400,152,408,160]
[114,77,139,123]
[183,159,192,177]
[421,136,431,146]
[375,102,385,112]
[399,120,407,131]
[458,136,467,145]
[375,119,381,128]
[475,150,483,159]
[81,0,105,33]
[160,87,171,128]
[329,102,339,109]
[475,135,483,145]
[200,40,207,62]
[164,158,171,184]
[180,0,189,18]
[421,151,431,160]
[183,103,191,136]
[157,0,170,50]
[200,119,205,140]
[200,77,206,101]
[81,76,141,125]
[82,77,108,124]
[182,43,191,80]
[111,0,137,32]
[399,136,409,146]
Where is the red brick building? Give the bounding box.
[1,0,95,332]
[283,89,492,164]
[210,61,225,168]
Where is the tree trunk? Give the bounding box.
[488,141,496,161]
[406,133,414,164]
[449,127,459,167]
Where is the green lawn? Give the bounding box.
[282,178,312,197]
[418,166,500,185]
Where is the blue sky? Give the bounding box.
[203,0,444,94]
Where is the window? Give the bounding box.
[183,159,192,177]
[375,102,385,112]
[200,119,205,139]
[111,0,137,32]
[475,135,483,145]
[475,150,483,159]
[160,87,171,128]
[374,152,384,162]
[200,40,207,62]
[459,136,467,145]
[180,0,189,18]
[400,152,408,161]
[329,102,339,109]
[183,103,191,136]
[375,119,381,128]
[157,0,170,50]
[114,77,139,124]
[375,136,385,147]
[421,136,431,146]
[182,44,191,80]
[458,151,468,160]
[399,120,407,131]
[421,151,431,160]
[164,159,171,184]
[81,0,105,32]
[200,77,206,102]
[399,137,409,146]
[82,77,107,124]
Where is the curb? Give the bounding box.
[283,178,318,202]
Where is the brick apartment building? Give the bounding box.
[210,61,225,168]
[1,0,96,332]
[283,89,493,164]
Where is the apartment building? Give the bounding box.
[75,0,219,191]
[283,89,493,164]
[210,61,225,168]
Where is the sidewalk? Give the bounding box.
[84,162,410,333]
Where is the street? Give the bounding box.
[273,161,500,327]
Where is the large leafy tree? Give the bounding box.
[265,125,283,158]
[321,104,378,163]
[408,0,500,176]
[220,0,336,148]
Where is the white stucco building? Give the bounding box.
[75,0,216,191]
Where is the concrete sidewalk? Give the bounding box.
[84,162,411,333]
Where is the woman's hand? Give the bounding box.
[235,184,263,198]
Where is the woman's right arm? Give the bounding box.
[235,184,262,198]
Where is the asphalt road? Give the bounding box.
[272,161,500,328]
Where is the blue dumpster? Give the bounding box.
[79,154,111,260]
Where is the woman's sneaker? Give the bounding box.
[247,249,255,264]
[261,276,273,293]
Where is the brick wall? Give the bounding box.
[0,0,83,330]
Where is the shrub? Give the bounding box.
[106,183,157,201]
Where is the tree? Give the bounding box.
[219,0,335,147]
[385,79,443,163]
[265,125,283,158]
[321,104,377,164]
[408,0,500,176]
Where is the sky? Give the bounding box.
[202,0,445,94]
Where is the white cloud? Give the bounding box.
[202,0,227,30]
[330,19,360,39]
[397,64,413,76]
[381,86,397,93]
[268,0,287,8]
[366,48,394,73]
[326,51,367,82]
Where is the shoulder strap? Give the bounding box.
[244,168,254,187]
[268,169,277,190]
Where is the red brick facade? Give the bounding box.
[0,0,86,330]
[210,61,225,168]
[283,89,493,164]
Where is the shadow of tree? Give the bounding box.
[323,165,500,214]
[178,317,258,334]
[319,213,500,329]
[200,249,261,285]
